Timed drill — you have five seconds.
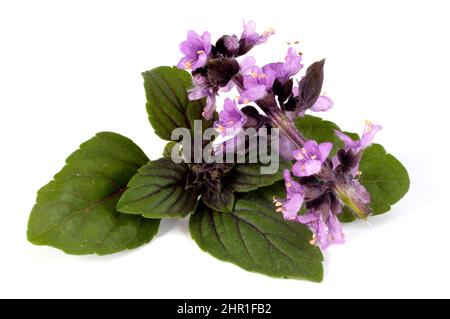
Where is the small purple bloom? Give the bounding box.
[274,170,304,220]
[335,121,382,153]
[310,96,333,112]
[333,121,381,176]
[292,140,332,177]
[297,208,345,250]
[263,47,303,84]
[177,30,212,71]
[216,35,240,57]
[214,99,247,136]
[238,66,275,104]
[187,73,216,120]
[202,95,217,120]
[241,20,275,46]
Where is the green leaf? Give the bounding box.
[190,185,324,282]
[359,143,410,214]
[117,158,198,218]
[143,66,210,140]
[225,161,289,193]
[27,132,160,255]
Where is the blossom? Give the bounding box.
[177,31,212,71]
[238,66,275,104]
[215,35,240,57]
[263,47,303,84]
[297,207,345,250]
[310,96,333,112]
[292,140,332,177]
[241,20,275,47]
[333,121,382,178]
[187,73,216,120]
[274,170,304,220]
[335,121,382,154]
[214,99,247,136]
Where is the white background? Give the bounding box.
[1,0,449,298]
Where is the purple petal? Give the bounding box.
[359,122,382,150]
[314,217,330,249]
[201,31,212,54]
[303,140,319,154]
[310,96,333,112]
[215,99,247,136]
[296,210,318,224]
[283,169,303,194]
[327,214,345,245]
[274,170,304,220]
[177,57,191,70]
[179,42,194,58]
[281,193,303,220]
[238,84,267,103]
[334,130,357,151]
[188,87,207,100]
[292,159,322,177]
[242,20,257,40]
[191,52,208,70]
[318,142,333,162]
[187,30,201,42]
[285,47,303,76]
[239,56,256,74]
[202,95,216,120]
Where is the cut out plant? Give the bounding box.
[27,21,409,282]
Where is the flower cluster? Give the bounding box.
[177,21,381,250]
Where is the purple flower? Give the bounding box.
[187,73,216,120]
[263,47,303,84]
[177,30,212,71]
[241,20,275,47]
[214,99,247,136]
[274,170,304,220]
[292,140,332,177]
[215,35,240,57]
[297,208,345,250]
[187,57,255,120]
[238,66,275,104]
[333,121,381,178]
[335,121,382,154]
[202,95,217,120]
[310,96,333,112]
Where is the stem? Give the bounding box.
[232,75,306,147]
[264,107,306,146]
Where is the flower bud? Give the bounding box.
[215,35,240,57]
